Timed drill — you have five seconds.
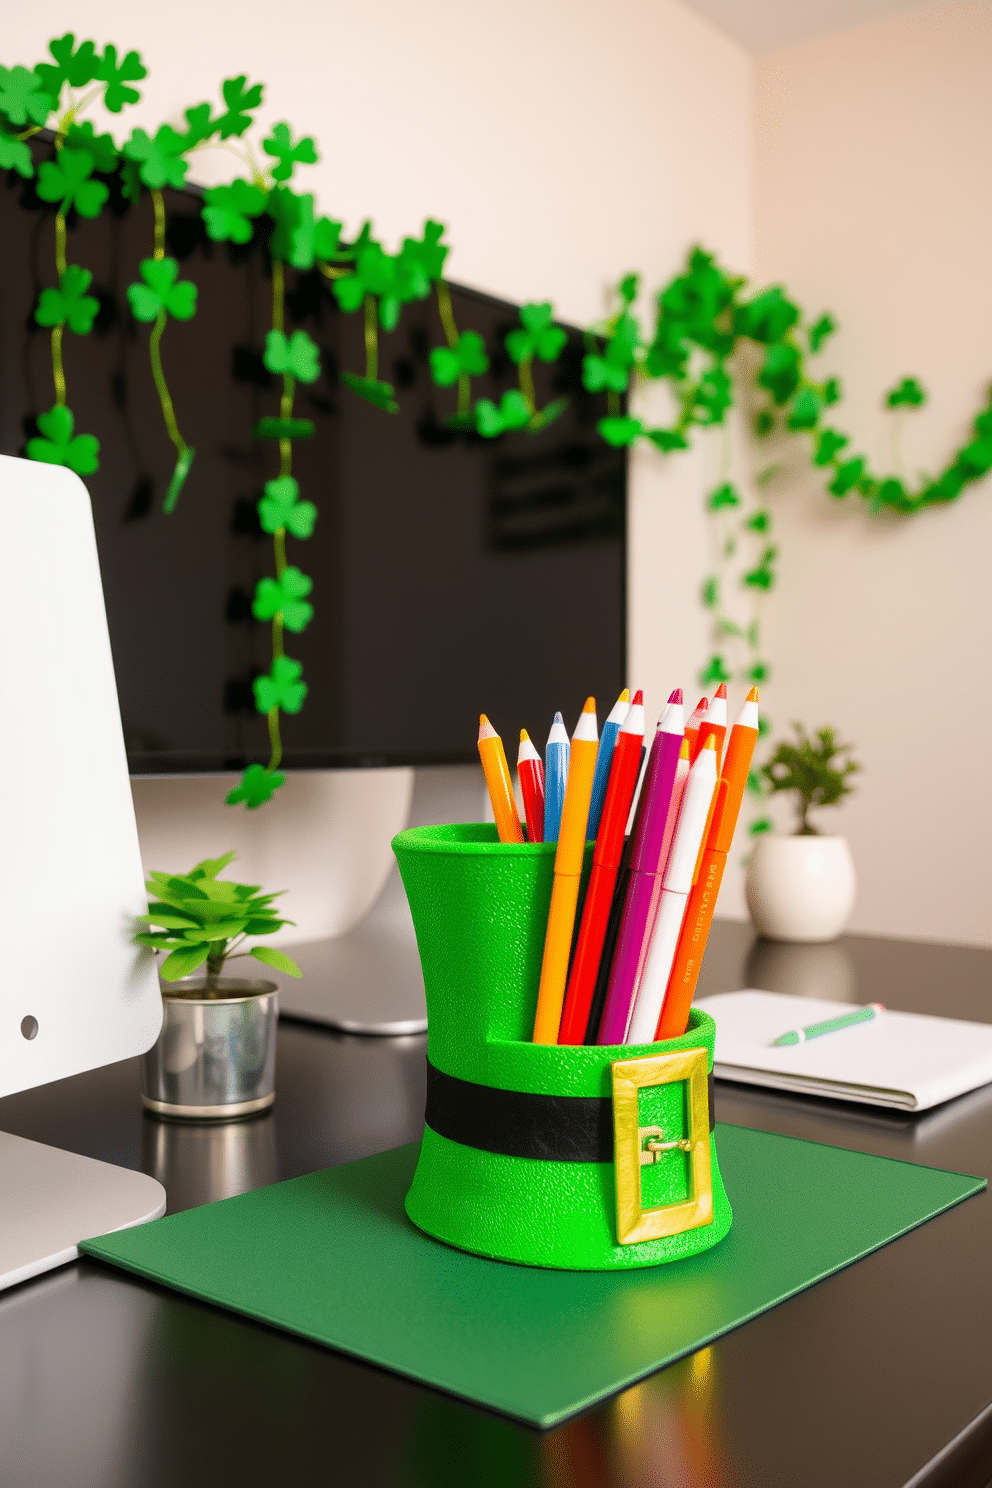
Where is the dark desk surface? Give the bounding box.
[2,923,991,1488]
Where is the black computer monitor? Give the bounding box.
[0,166,626,772]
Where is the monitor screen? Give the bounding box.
[0,164,626,772]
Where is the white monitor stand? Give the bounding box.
[0,456,165,1292]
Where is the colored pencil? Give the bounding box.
[543,711,570,843]
[656,687,760,1039]
[596,690,685,1045]
[532,699,599,1044]
[625,735,719,1044]
[517,730,545,843]
[685,695,708,759]
[477,714,523,843]
[696,682,727,768]
[558,691,645,1044]
[587,688,630,839]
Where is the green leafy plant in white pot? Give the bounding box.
[746,726,860,942]
[134,852,301,1119]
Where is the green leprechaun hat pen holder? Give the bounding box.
[392,823,732,1271]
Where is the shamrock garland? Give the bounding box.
[2,38,989,818]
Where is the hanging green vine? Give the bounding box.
[3,39,989,813]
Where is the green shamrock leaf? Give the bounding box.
[36,148,109,218]
[258,477,317,538]
[582,352,629,395]
[26,404,99,475]
[694,363,733,424]
[63,122,118,174]
[747,662,770,682]
[202,179,268,244]
[122,126,188,190]
[786,386,821,430]
[644,319,688,378]
[822,377,841,406]
[35,265,99,334]
[217,75,263,139]
[263,329,321,384]
[252,416,315,439]
[310,219,343,263]
[505,303,567,364]
[96,45,147,113]
[734,286,799,345]
[340,373,400,413]
[35,34,101,103]
[700,654,732,685]
[619,273,640,304]
[754,409,774,436]
[127,258,197,322]
[808,313,836,354]
[597,415,643,448]
[702,577,719,608]
[707,483,740,511]
[757,342,801,404]
[645,427,688,452]
[827,456,866,497]
[400,220,449,283]
[268,186,319,269]
[181,102,217,149]
[429,331,489,387]
[658,247,740,357]
[742,565,774,590]
[254,655,308,716]
[885,376,926,409]
[813,428,848,467]
[748,817,773,836]
[0,127,33,178]
[252,567,314,632]
[0,64,54,126]
[745,510,771,533]
[226,763,286,809]
[263,122,318,183]
[475,390,532,438]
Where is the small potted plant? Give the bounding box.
[745,725,860,942]
[134,852,301,1119]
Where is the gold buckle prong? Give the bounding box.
[612,1048,713,1246]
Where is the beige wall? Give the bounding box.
[752,0,992,944]
[4,3,753,936]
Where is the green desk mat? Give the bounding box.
[81,1125,984,1427]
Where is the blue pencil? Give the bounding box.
[543,711,570,843]
[586,688,630,839]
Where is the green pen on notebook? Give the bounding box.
[772,1003,884,1047]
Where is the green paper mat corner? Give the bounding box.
[80,1125,985,1427]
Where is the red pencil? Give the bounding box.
[685,695,708,760]
[696,682,727,768]
[557,691,645,1044]
[517,730,545,843]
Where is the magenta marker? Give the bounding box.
[597,689,685,1044]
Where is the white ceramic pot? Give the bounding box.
[745,835,856,943]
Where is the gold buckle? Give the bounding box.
[611,1047,713,1245]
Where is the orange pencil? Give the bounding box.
[477,714,524,843]
[532,698,599,1044]
[655,688,759,1038]
[696,682,727,767]
[685,695,708,759]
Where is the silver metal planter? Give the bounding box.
[141,978,278,1120]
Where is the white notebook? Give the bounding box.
[696,990,992,1112]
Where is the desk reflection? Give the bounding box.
[743,937,855,1004]
[142,1110,279,1214]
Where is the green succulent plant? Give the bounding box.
[760,725,861,836]
[134,852,302,988]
